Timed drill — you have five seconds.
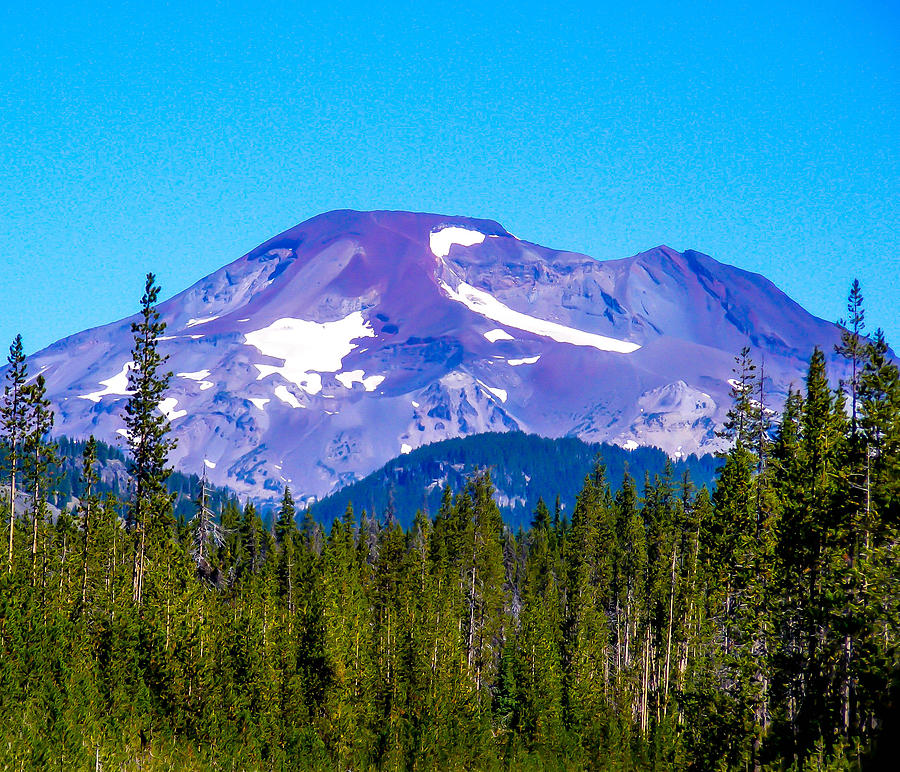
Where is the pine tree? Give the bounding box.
[123,273,176,605]
[719,346,761,450]
[860,329,900,521]
[515,498,564,751]
[1,335,28,572]
[190,473,223,583]
[835,279,866,435]
[564,465,614,745]
[78,436,99,609]
[274,487,299,613]
[22,374,57,582]
[462,472,506,695]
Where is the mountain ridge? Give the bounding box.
[10,209,857,501]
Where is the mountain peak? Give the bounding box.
[17,210,851,502]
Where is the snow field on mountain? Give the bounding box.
[477,380,508,403]
[185,316,219,328]
[429,226,486,258]
[335,370,385,391]
[243,312,375,396]
[507,355,541,365]
[158,397,187,421]
[274,385,303,409]
[79,361,134,402]
[441,280,641,354]
[177,369,214,390]
[484,328,514,342]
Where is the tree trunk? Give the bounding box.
[664,542,678,709]
[7,454,16,573]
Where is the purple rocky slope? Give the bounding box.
[20,210,850,502]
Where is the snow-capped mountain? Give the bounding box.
[20,210,849,501]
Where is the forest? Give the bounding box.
[309,430,721,530]
[0,277,897,770]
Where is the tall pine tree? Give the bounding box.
[123,273,176,606]
[1,335,27,572]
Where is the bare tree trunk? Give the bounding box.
[664,543,678,710]
[7,455,15,573]
[467,531,478,673]
[81,493,91,608]
[133,523,146,606]
[641,625,651,733]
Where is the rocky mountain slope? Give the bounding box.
[17,210,849,501]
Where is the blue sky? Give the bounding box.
[1,0,897,355]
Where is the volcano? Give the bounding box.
[20,210,848,501]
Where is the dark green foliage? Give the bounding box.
[0,282,896,769]
[312,430,721,529]
[1,334,28,572]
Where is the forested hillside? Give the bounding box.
[311,431,721,529]
[0,277,897,769]
[51,436,236,522]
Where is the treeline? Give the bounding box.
[312,430,721,530]
[1,435,237,522]
[0,276,897,769]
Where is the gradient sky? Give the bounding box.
[1,0,897,356]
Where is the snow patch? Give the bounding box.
[623,439,639,451]
[335,370,385,392]
[401,443,412,455]
[274,385,304,409]
[186,316,219,328]
[26,365,49,383]
[249,397,270,411]
[484,328,514,343]
[178,369,214,391]
[477,380,508,403]
[78,362,134,402]
[244,312,375,395]
[178,369,211,381]
[441,281,641,353]
[159,397,187,421]
[411,400,420,408]
[204,459,216,469]
[507,355,541,366]
[429,226,486,258]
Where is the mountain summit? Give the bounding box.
[23,210,846,500]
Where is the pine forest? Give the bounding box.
[1,275,898,771]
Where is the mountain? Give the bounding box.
[309,431,722,530]
[16,209,850,502]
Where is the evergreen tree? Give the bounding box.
[719,346,761,450]
[1,334,27,572]
[835,279,866,435]
[0,335,897,768]
[78,436,99,610]
[274,487,299,613]
[860,329,900,521]
[123,273,176,605]
[22,374,57,582]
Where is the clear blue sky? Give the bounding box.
[1,0,897,355]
